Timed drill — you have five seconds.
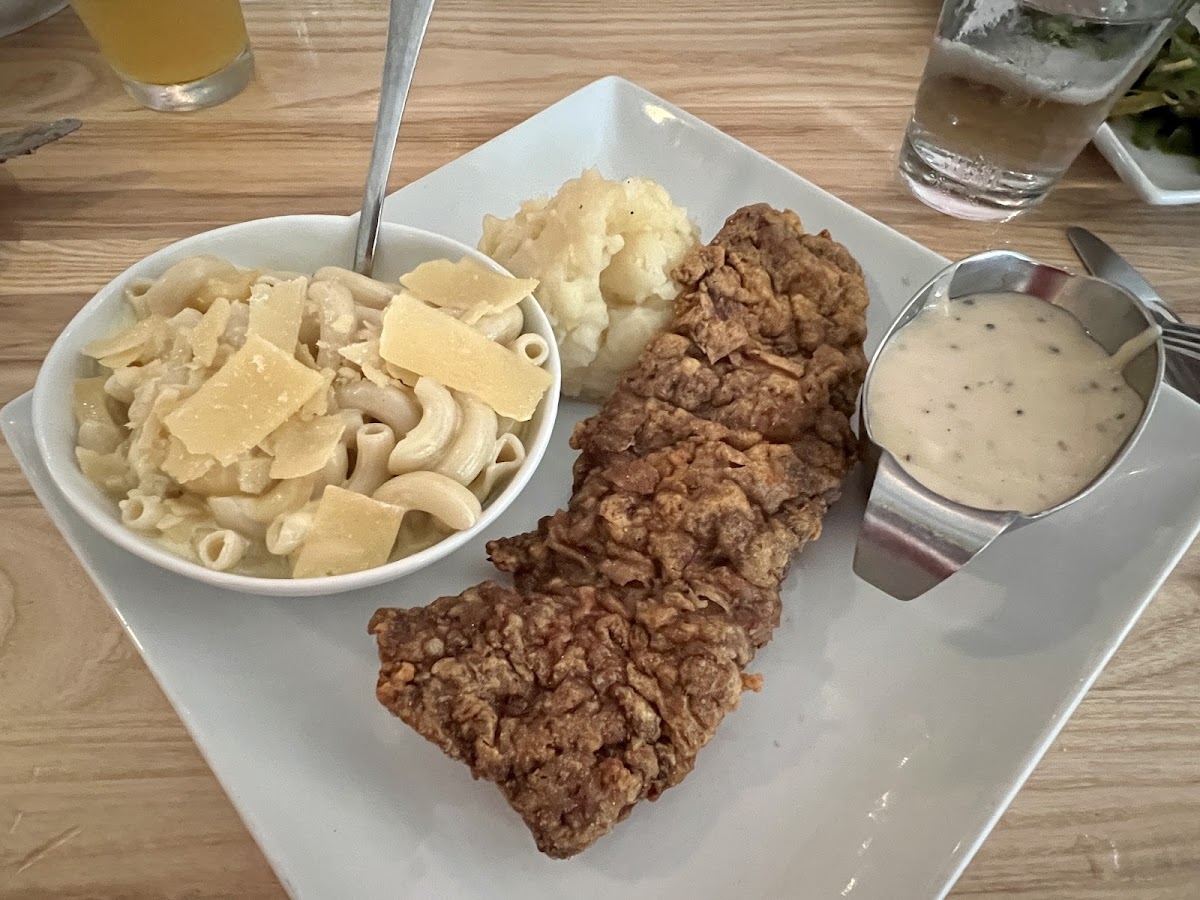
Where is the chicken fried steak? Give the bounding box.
[369,204,869,858]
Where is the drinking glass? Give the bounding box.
[70,0,253,112]
[898,0,1192,220]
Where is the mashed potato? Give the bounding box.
[479,169,699,401]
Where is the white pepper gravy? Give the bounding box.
[867,292,1155,515]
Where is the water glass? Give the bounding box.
[898,0,1192,220]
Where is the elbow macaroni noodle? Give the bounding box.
[344,423,397,496]
[471,305,524,344]
[72,254,551,578]
[386,378,460,475]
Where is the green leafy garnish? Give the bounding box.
[1027,9,1105,47]
[1010,7,1130,60]
[1111,19,1200,165]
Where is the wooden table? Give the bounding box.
[1,1,1197,896]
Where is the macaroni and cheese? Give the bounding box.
[73,256,552,578]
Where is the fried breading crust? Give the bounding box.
[370,204,869,858]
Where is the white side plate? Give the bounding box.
[1093,8,1200,206]
[6,76,1200,900]
[1095,121,1200,205]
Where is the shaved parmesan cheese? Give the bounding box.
[163,334,326,465]
[82,316,166,363]
[236,455,275,495]
[189,296,231,367]
[383,360,419,387]
[296,368,335,420]
[292,486,403,578]
[95,347,144,370]
[248,277,307,353]
[161,436,217,483]
[337,340,374,369]
[399,258,537,324]
[379,294,552,421]
[265,415,345,479]
[192,269,261,311]
[338,340,392,387]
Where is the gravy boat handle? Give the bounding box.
[853,445,1018,601]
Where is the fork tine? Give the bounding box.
[1159,320,1200,342]
[1162,335,1200,364]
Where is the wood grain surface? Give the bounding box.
[1,1,1198,897]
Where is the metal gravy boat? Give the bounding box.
[853,250,1164,601]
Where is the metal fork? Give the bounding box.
[1161,320,1200,363]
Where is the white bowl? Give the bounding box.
[32,215,560,597]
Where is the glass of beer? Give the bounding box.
[70,0,253,112]
[898,0,1191,220]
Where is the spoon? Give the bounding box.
[352,0,437,277]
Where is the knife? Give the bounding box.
[0,119,81,163]
[1067,226,1200,404]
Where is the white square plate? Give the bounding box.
[6,76,1200,900]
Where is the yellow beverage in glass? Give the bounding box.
[71,0,253,111]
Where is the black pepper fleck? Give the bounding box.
[1036,316,1046,323]
[963,384,971,391]
[962,298,976,306]
[1057,440,1069,451]
[1089,380,1100,390]
[1116,412,1126,420]
[949,343,960,350]
[1111,385,1121,393]
[904,454,912,462]
[1048,344,1061,354]
[1015,409,1025,416]
[985,323,996,330]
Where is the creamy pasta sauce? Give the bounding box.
[867,292,1151,516]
